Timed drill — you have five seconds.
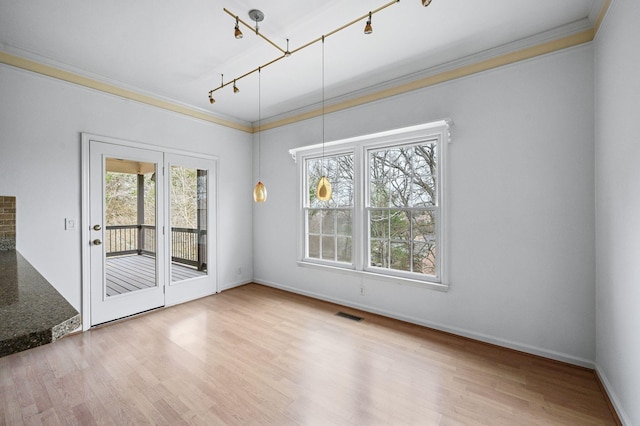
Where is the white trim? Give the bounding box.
[289,119,453,162]
[80,135,91,331]
[255,278,595,369]
[295,261,448,292]
[595,365,631,425]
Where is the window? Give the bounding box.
[305,153,354,264]
[292,120,450,290]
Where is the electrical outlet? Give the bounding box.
[360,284,365,296]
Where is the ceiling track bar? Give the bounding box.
[209,55,287,95]
[291,0,399,55]
[209,0,400,97]
[223,8,287,55]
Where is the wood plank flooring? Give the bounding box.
[106,255,206,296]
[0,284,619,425]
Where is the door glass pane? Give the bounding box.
[170,166,208,283]
[104,158,157,297]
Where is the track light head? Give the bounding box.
[209,93,215,104]
[234,17,243,39]
[422,0,433,6]
[233,80,239,93]
[364,12,373,34]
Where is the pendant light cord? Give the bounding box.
[322,35,326,176]
[258,67,261,180]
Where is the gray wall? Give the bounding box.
[0,65,255,310]
[254,44,596,366]
[595,0,640,423]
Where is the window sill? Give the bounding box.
[296,261,449,292]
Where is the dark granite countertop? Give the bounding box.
[0,250,80,357]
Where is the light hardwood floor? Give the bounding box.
[0,284,619,425]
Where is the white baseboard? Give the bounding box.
[595,366,630,425]
[255,278,596,369]
[218,278,252,292]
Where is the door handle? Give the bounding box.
[93,224,102,231]
[93,239,102,245]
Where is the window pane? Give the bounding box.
[413,242,436,275]
[370,146,413,208]
[337,237,352,263]
[308,209,321,234]
[308,235,320,259]
[412,210,436,242]
[307,154,353,208]
[336,210,352,236]
[170,166,208,283]
[412,143,437,207]
[370,239,388,268]
[390,242,411,272]
[322,236,335,260]
[370,179,389,207]
[322,210,335,234]
[370,209,389,239]
[389,209,410,241]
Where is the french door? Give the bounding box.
[85,137,216,327]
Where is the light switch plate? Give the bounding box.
[65,218,76,230]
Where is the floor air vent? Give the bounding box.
[336,312,363,322]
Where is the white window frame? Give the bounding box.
[302,150,356,268]
[290,119,452,292]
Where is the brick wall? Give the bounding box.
[0,196,16,250]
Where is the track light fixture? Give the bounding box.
[234,17,243,39]
[422,0,433,6]
[364,12,373,34]
[208,0,408,104]
[209,93,215,104]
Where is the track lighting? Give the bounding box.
[209,93,215,104]
[364,12,373,34]
[234,17,243,39]
[422,0,433,6]
[210,0,407,102]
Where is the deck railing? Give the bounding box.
[105,225,206,271]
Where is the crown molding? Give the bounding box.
[257,27,595,133]
[0,50,252,133]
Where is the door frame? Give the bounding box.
[81,133,219,331]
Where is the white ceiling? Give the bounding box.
[0,0,601,126]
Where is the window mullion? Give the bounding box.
[354,146,365,271]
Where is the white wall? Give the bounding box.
[0,65,255,311]
[595,0,640,423]
[254,45,596,365]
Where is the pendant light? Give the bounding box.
[317,36,332,202]
[253,67,267,202]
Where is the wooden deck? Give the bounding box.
[106,255,206,296]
